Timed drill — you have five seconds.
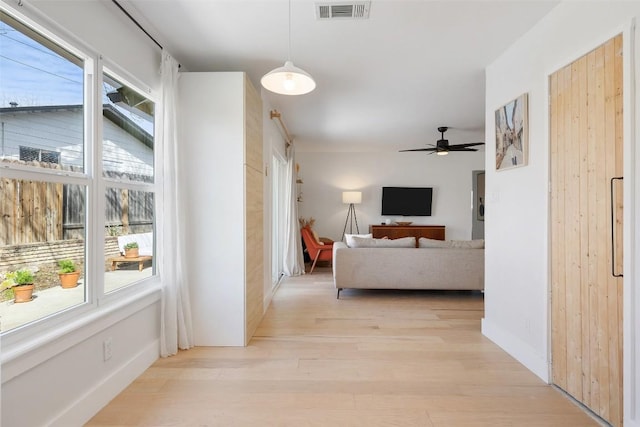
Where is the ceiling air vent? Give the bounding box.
[316,2,371,20]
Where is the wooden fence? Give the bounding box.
[0,160,153,245]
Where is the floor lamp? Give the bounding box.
[341,191,361,240]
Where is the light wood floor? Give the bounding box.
[87,267,599,426]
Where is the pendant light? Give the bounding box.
[261,0,316,95]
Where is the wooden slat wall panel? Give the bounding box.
[549,71,565,389]
[244,74,263,172]
[576,54,590,405]
[603,37,622,427]
[567,59,583,398]
[244,165,263,345]
[243,76,264,345]
[613,35,624,427]
[592,42,611,422]
[586,48,600,412]
[550,34,623,427]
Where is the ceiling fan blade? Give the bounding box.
[401,128,483,154]
[452,142,485,148]
[399,147,437,152]
[447,147,478,152]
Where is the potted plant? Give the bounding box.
[58,259,80,289]
[1,269,35,303]
[124,241,139,258]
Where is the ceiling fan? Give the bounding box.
[400,126,485,156]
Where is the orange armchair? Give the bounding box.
[300,226,333,273]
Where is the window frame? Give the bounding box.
[0,5,161,351]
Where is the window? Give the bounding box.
[102,71,156,292]
[0,13,84,171]
[0,10,157,334]
[19,146,61,164]
[103,72,155,183]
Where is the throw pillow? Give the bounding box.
[351,236,415,248]
[418,238,452,248]
[311,229,324,245]
[344,233,373,247]
[449,239,485,249]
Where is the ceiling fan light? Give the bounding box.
[261,61,316,95]
[436,150,448,156]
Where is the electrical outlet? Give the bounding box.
[103,337,113,361]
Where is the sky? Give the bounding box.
[0,20,84,107]
[0,19,153,134]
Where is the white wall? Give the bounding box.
[1,1,163,425]
[2,295,160,427]
[179,72,246,346]
[29,0,161,90]
[483,2,640,425]
[296,148,485,242]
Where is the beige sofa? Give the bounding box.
[332,238,484,298]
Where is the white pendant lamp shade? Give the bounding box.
[261,60,316,95]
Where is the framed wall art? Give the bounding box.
[475,171,485,221]
[495,93,528,171]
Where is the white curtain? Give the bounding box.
[282,144,305,276]
[159,51,194,356]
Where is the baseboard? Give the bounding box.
[481,317,549,382]
[49,339,159,426]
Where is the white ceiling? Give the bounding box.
[122,0,558,152]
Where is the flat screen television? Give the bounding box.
[381,186,433,216]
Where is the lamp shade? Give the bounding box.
[342,191,362,204]
[261,61,316,95]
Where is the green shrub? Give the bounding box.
[14,269,34,285]
[2,269,37,290]
[2,287,14,300]
[124,242,139,250]
[58,259,77,274]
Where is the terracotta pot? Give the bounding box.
[124,248,139,258]
[59,271,80,289]
[13,284,34,303]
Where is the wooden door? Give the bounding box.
[550,34,623,426]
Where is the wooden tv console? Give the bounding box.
[369,225,445,244]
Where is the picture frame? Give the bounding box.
[495,93,528,171]
[476,171,485,221]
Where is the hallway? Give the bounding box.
[88,268,598,426]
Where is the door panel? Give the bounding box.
[549,34,623,426]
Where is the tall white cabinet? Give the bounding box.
[178,72,264,346]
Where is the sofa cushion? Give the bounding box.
[351,236,415,248]
[418,238,485,249]
[344,233,372,247]
[418,237,452,248]
[450,239,485,249]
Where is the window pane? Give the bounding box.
[0,179,86,332]
[105,188,154,292]
[0,13,85,172]
[102,73,154,183]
